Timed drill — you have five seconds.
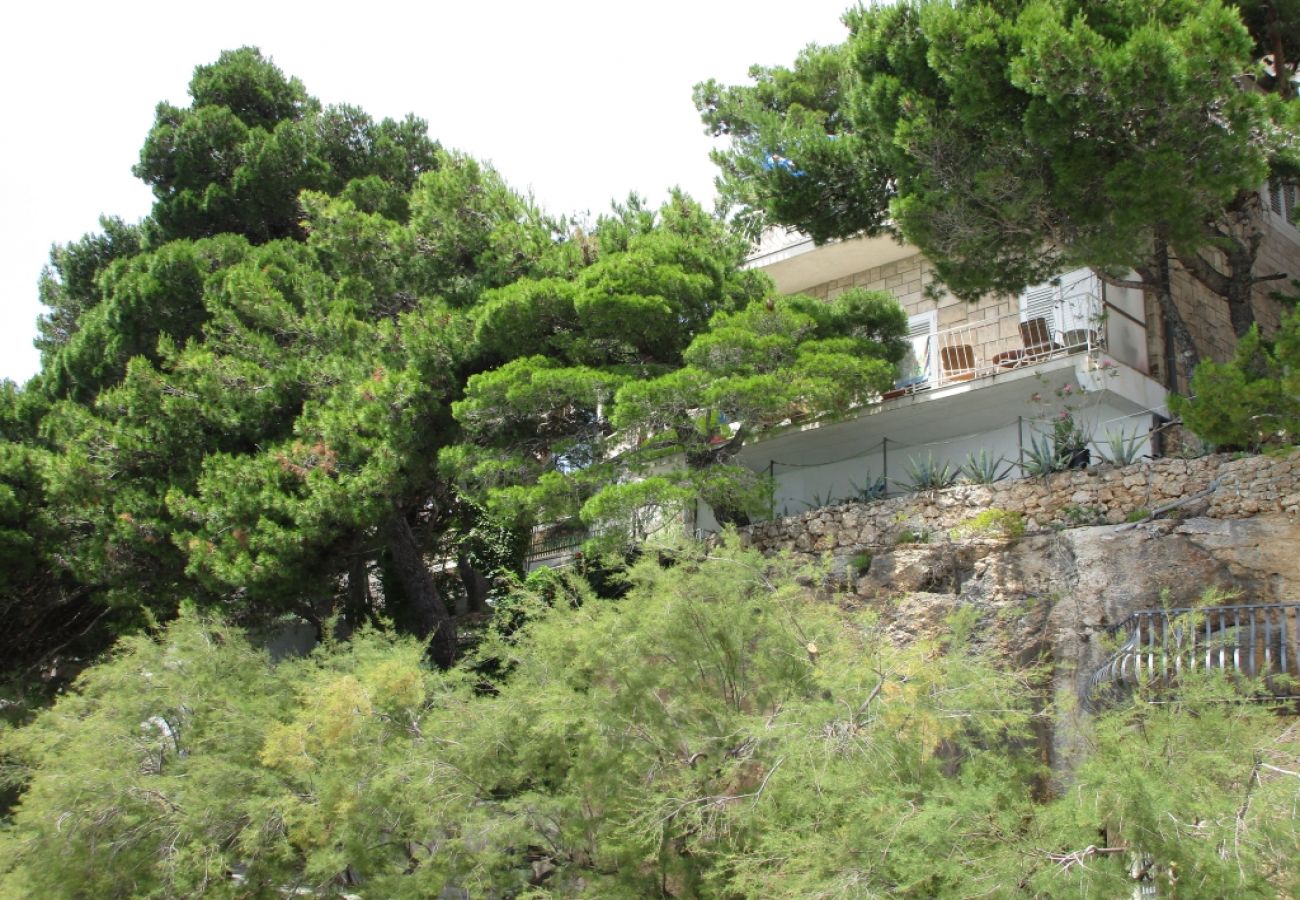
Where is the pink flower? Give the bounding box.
[1058,410,1069,420]
[1062,384,1073,395]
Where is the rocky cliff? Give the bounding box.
[742,454,1300,775]
[837,514,1300,768]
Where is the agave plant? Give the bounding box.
[960,449,1013,484]
[1020,433,1068,476]
[1100,427,1146,467]
[849,473,888,502]
[896,453,960,492]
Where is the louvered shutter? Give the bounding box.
[1020,283,1059,324]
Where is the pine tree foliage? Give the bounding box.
[2,541,1295,897]
[698,0,1299,339]
[1170,307,1300,448]
[447,194,907,547]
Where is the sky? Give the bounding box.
[0,0,854,386]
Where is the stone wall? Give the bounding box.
[802,251,1021,336]
[745,450,1300,557]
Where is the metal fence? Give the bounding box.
[524,524,587,571]
[1086,603,1300,704]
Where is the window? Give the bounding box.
[895,311,936,388]
[1267,178,1298,231]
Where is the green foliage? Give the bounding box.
[2,540,1296,896]
[1099,426,1148,467]
[1022,432,1070,476]
[950,508,1026,540]
[849,550,873,574]
[1125,507,1152,523]
[848,472,888,501]
[6,47,567,666]
[136,47,437,245]
[35,216,143,360]
[699,0,1296,335]
[1171,314,1300,450]
[1062,504,1107,527]
[960,449,1013,484]
[896,452,959,492]
[894,525,930,545]
[450,194,908,535]
[1027,672,1299,897]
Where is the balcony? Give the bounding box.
[723,278,1167,521]
[893,271,1148,393]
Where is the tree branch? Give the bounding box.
[1092,269,1149,293]
[1172,246,1230,297]
[1251,272,1289,285]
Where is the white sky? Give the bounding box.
[0,0,853,386]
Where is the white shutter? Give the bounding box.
[1020,283,1059,323]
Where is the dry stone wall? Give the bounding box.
[745,450,1300,557]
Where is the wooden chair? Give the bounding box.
[939,343,976,383]
[1019,317,1061,361]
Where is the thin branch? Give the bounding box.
[1046,845,1127,872]
[855,675,886,720]
[1250,272,1289,284]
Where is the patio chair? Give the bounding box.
[1019,317,1061,361]
[939,343,976,383]
[1060,328,1100,352]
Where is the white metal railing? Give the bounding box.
[895,289,1112,393]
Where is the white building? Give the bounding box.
[702,229,1169,524]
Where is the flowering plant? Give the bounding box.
[1029,379,1091,469]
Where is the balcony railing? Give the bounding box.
[1086,603,1300,706]
[899,289,1110,394]
[525,523,587,571]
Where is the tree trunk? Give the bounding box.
[1144,237,1201,391]
[1224,228,1260,339]
[1228,284,1258,340]
[332,555,372,640]
[456,554,492,614]
[384,515,457,669]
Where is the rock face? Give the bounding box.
[735,452,1300,774]
[831,514,1300,773]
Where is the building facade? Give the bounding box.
[709,207,1298,523]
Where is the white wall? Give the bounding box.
[764,404,1159,518]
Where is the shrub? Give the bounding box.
[894,526,929,545]
[848,473,888,501]
[3,546,1296,897]
[1021,433,1069,476]
[1099,427,1146,466]
[950,508,1026,540]
[1170,315,1300,451]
